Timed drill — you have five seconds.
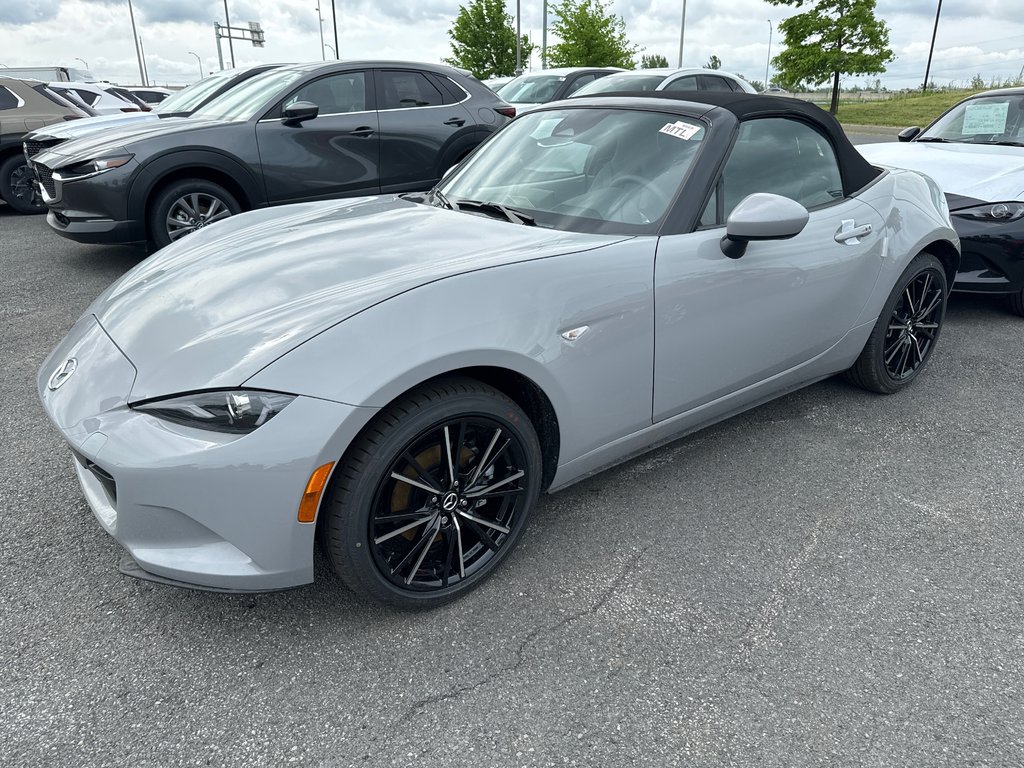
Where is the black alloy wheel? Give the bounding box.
[0,156,46,214]
[322,377,542,608]
[847,252,947,394]
[148,178,240,250]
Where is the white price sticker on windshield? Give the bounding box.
[659,120,700,140]
[962,102,1009,134]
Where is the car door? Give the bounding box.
[255,69,380,204]
[374,68,474,193]
[653,116,885,422]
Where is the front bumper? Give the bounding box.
[950,214,1024,294]
[35,158,146,246]
[38,315,375,591]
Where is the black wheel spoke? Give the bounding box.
[884,270,944,381]
[368,414,529,593]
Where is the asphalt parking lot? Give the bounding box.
[2,151,1023,766]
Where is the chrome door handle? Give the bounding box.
[835,220,872,244]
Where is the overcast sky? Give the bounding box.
[1,0,1021,90]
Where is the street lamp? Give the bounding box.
[188,51,203,81]
[677,0,687,67]
[324,43,335,58]
[765,20,772,88]
[75,57,89,70]
[923,0,942,93]
[313,5,325,61]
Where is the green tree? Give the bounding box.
[767,0,893,114]
[548,0,639,69]
[445,0,534,79]
[705,54,722,70]
[641,53,669,68]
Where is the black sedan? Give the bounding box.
[32,61,514,249]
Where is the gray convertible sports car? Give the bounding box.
[38,92,959,608]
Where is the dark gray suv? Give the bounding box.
[32,61,515,249]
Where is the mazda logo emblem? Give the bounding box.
[441,492,459,511]
[47,357,78,391]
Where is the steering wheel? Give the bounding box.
[606,174,654,223]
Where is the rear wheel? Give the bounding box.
[322,376,542,609]
[148,178,239,250]
[1009,289,1024,317]
[846,253,947,394]
[0,155,46,214]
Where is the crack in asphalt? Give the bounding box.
[395,547,649,725]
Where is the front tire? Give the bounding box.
[846,252,947,394]
[0,155,46,214]
[322,377,542,609]
[148,178,239,250]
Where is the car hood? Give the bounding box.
[88,196,632,401]
[25,112,159,143]
[33,117,229,167]
[858,141,1024,202]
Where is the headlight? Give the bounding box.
[133,390,295,433]
[952,202,1024,223]
[57,154,134,179]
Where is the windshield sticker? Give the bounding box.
[659,121,701,140]
[962,102,1010,134]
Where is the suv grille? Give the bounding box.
[24,138,63,160]
[35,165,56,199]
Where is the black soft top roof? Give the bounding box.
[575,90,882,196]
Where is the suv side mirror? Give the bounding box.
[898,126,921,142]
[720,193,809,259]
[282,101,319,125]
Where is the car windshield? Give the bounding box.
[920,93,1024,144]
[500,75,567,104]
[574,74,666,96]
[155,71,236,114]
[437,107,705,233]
[190,68,306,121]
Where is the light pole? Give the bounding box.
[324,43,335,58]
[677,0,687,67]
[515,0,522,74]
[542,0,547,69]
[188,51,203,80]
[75,57,89,70]
[331,0,339,59]
[315,4,326,61]
[127,0,146,85]
[923,0,942,93]
[223,0,235,68]
[764,20,772,88]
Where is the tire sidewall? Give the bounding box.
[325,388,542,608]
[0,155,45,214]
[149,178,240,250]
[876,255,948,390]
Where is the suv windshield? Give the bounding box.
[191,68,306,122]
[155,71,236,114]
[574,74,666,96]
[438,107,705,233]
[500,75,567,104]
[921,93,1024,144]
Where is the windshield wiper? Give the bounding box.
[915,137,956,143]
[451,198,536,226]
[989,139,1024,147]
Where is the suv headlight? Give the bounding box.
[56,154,134,180]
[952,202,1024,223]
[133,390,295,433]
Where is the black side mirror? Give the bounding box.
[282,101,319,126]
[898,126,921,142]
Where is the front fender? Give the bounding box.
[128,149,265,223]
[244,239,658,469]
